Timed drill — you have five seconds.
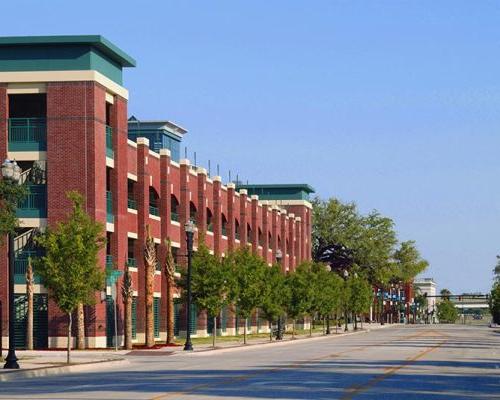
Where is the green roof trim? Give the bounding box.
[0,35,136,67]
[237,184,315,193]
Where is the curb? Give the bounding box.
[180,325,390,357]
[0,358,129,382]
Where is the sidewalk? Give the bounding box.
[0,350,128,382]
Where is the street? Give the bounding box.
[1,325,499,399]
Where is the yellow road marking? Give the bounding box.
[150,328,435,400]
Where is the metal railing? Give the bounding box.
[171,211,179,222]
[149,205,159,217]
[106,255,114,269]
[127,258,137,267]
[106,191,114,223]
[127,198,137,210]
[106,125,114,159]
[17,184,47,218]
[8,118,47,151]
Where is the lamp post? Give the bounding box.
[183,220,195,351]
[2,159,21,369]
[275,249,284,340]
[343,269,349,332]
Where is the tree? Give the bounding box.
[0,177,27,239]
[393,241,429,282]
[437,300,458,323]
[348,275,373,330]
[122,263,134,350]
[144,225,156,348]
[489,282,500,324]
[163,238,176,345]
[440,288,452,300]
[226,248,266,344]
[493,256,500,283]
[260,264,289,340]
[35,191,105,363]
[180,242,230,348]
[286,263,315,335]
[340,276,352,331]
[26,257,34,350]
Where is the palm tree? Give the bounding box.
[163,238,176,344]
[122,264,134,350]
[144,225,156,348]
[440,288,452,300]
[26,257,34,350]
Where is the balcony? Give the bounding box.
[127,198,137,210]
[127,258,137,268]
[14,250,42,284]
[106,255,114,270]
[149,205,159,217]
[8,118,47,151]
[17,184,47,218]
[106,191,114,224]
[106,125,113,159]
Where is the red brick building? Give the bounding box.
[0,35,314,348]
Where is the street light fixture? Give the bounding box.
[2,159,21,369]
[183,220,196,351]
[275,249,284,340]
[343,269,349,332]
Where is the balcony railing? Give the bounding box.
[221,224,228,236]
[106,255,114,270]
[171,211,179,222]
[149,205,159,217]
[106,191,114,224]
[127,258,137,267]
[106,125,113,159]
[207,222,213,232]
[127,198,137,210]
[8,118,47,151]
[14,250,42,284]
[17,184,47,218]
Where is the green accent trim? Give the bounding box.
[127,198,137,210]
[236,183,315,201]
[106,191,114,224]
[149,205,159,217]
[106,125,114,159]
[127,257,137,267]
[0,35,136,67]
[106,254,114,270]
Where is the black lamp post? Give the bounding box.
[275,249,284,340]
[183,220,195,351]
[343,269,349,332]
[2,159,21,369]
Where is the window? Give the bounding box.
[235,219,240,240]
[171,194,179,222]
[149,187,160,216]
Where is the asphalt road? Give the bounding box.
[1,324,499,399]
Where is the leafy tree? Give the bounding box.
[493,256,500,283]
[340,276,352,331]
[414,289,429,323]
[180,242,231,348]
[260,264,289,341]
[309,263,342,335]
[286,263,315,335]
[122,263,134,350]
[489,282,500,324]
[393,241,428,282]
[35,191,105,363]
[437,299,458,323]
[0,177,27,239]
[440,288,452,300]
[226,248,266,344]
[348,275,373,330]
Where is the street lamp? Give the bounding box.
[275,249,284,340]
[343,269,349,332]
[183,220,196,351]
[2,159,21,369]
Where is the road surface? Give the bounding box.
[1,324,499,399]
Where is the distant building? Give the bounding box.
[414,278,437,322]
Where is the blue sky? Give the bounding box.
[4,1,499,293]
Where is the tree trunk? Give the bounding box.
[166,278,175,344]
[26,261,34,350]
[244,318,247,344]
[67,313,72,364]
[269,321,272,342]
[76,303,85,350]
[322,317,325,335]
[145,226,156,348]
[354,314,358,330]
[309,317,313,337]
[124,295,132,350]
[212,316,217,348]
[292,319,296,339]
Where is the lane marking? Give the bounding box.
[341,333,448,400]
[149,328,431,400]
